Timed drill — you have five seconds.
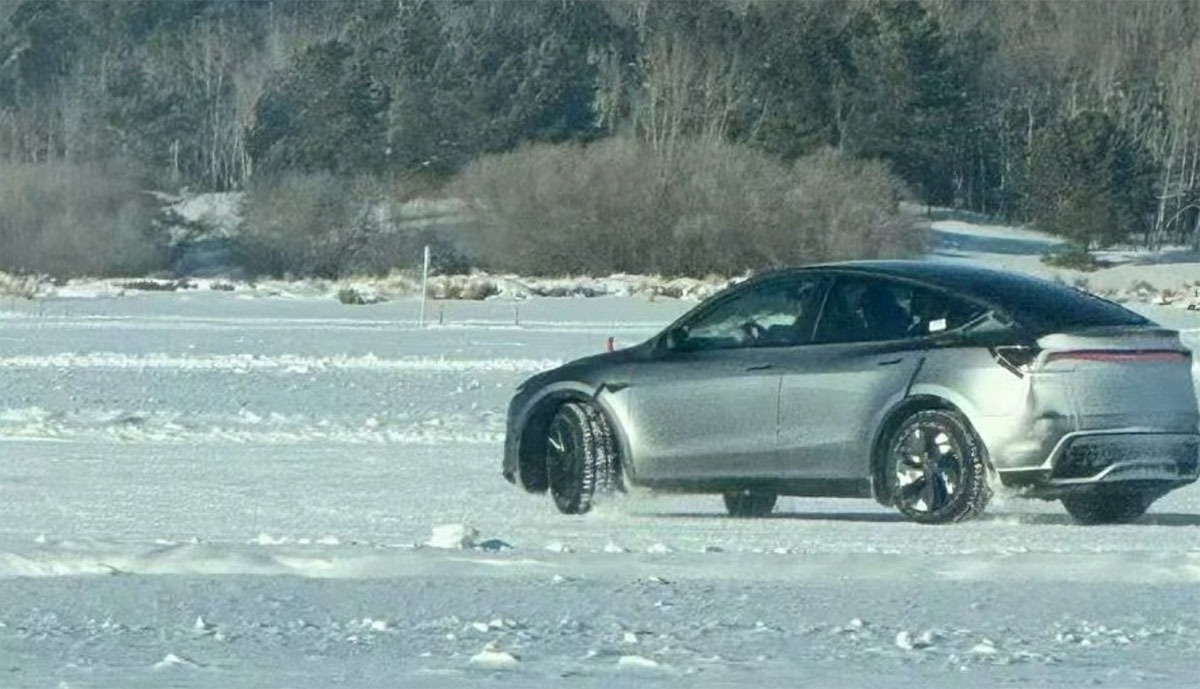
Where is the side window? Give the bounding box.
[908,285,987,335]
[675,276,828,351]
[814,278,985,344]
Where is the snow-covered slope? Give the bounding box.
[929,211,1200,303]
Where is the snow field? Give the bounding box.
[0,282,1198,686]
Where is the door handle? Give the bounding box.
[745,363,773,371]
[876,357,903,367]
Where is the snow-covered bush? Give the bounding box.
[455,137,919,277]
[0,162,164,276]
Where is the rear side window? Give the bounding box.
[814,278,986,344]
[960,274,1148,332]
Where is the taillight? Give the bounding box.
[992,346,1040,377]
[1044,349,1190,364]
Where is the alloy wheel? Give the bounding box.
[892,421,965,514]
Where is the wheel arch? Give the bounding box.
[514,383,628,493]
[869,393,990,505]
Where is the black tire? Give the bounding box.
[886,409,990,524]
[723,490,777,517]
[545,401,619,515]
[1061,492,1152,525]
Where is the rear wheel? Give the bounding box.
[887,409,990,524]
[722,490,777,517]
[1062,491,1152,524]
[545,401,619,514]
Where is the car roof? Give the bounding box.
[762,260,1149,332]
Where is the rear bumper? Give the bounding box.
[997,430,1200,496]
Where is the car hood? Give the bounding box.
[520,341,651,391]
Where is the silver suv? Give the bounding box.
[503,261,1200,524]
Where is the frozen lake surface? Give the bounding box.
[1,291,1199,687]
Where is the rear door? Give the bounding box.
[776,276,953,479]
[629,275,828,481]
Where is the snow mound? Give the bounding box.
[469,644,520,670]
[617,654,670,672]
[153,653,201,670]
[426,524,479,549]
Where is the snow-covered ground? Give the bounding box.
[3,215,1200,687]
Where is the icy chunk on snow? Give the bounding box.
[971,639,1000,656]
[469,645,520,669]
[362,618,390,632]
[603,541,629,554]
[193,616,217,636]
[915,629,939,648]
[427,524,479,549]
[154,653,199,670]
[896,629,937,650]
[544,541,573,553]
[646,543,672,554]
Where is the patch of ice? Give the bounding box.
[475,538,513,552]
[617,654,665,671]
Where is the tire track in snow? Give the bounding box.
[0,352,561,374]
[0,407,505,445]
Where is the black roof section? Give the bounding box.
[797,260,1150,332]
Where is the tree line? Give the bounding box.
[3,0,1200,277]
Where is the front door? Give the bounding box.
[629,275,829,482]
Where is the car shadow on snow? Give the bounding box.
[644,511,905,523]
[978,512,1200,526]
[640,511,1200,526]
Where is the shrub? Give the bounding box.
[0,271,42,299]
[336,286,382,305]
[1041,243,1105,272]
[454,137,916,277]
[0,161,164,276]
[239,173,471,278]
[428,275,500,300]
[238,172,363,278]
[119,279,193,291]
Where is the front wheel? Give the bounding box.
[723,490,777,517]
[545,401,619,515]
[1062,492,1152,525]
[886,409,990,524]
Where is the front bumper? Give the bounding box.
[502,393,522,485]
[997,430,1200,496]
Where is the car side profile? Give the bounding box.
[502,261,1200,524]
